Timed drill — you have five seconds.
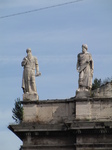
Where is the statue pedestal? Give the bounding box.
[23,93,39,101]
[76,90,91,98]
[22,99,75,123]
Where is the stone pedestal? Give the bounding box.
[76,90,91,98]
[76,98,112,121]
[23,93,39,101]
[22,99,75,123]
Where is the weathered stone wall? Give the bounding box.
[22,133,75,150]
[23,99,75,124]
[23,98,112,123]
[9,98,112,150]
[92,82,112,98]
[76,98,112,121]
[76,134,112,150]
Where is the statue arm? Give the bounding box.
[89,54,94,70]
[21,57,28,66]
[91,59,94,70]
[76,55,80,71]
[77,62,79,71]
[91,59,94,75]
[35,57,41,76]
[89,55,94,75]
[36,64,39,74]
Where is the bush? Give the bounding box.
[92,77,112,90]
[92,78,102,90]
[12,98,23,123]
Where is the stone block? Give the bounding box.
[76,99,112,121]
[22,99,75,124]
[23,104,38,122]
[23,93,39,101]
[37,104,53,123]
[76,101,91,120]
[76,90,91,98]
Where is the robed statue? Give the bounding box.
[21,48,41,100]
[76,44,94,93]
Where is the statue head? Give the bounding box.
[26,48,31,53]
[82,44,88,53]
[26,48,32,58]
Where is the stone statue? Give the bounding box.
[76,44,94,96]
[21,48,41,100]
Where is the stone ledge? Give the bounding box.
[22,145,74,147]
[74,143,112,148]
[21,97,112,104]
[21,97,75,104]
[8,122,112,142]
[21,145,75,150]
[8,123,66,132]
[71,121,112,130]
[8,121,112,131]
[75,97,112,102]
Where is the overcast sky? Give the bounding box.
[0,0,112,149]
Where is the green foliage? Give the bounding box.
[12,98,23,123]
[92,77,112,90]
[92,78,102,90]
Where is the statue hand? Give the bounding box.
[21,57,28,66]
[35,72,41,77]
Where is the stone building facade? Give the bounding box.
[9,97,112,150]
